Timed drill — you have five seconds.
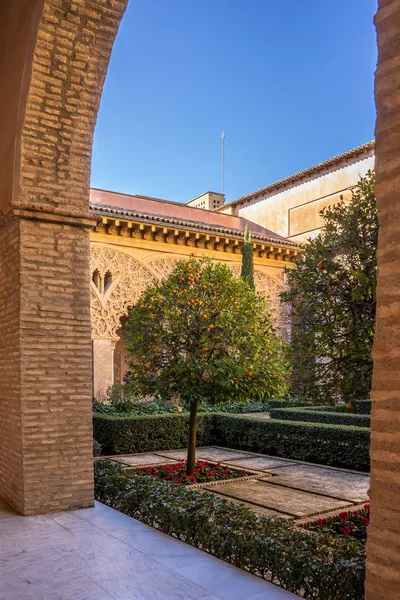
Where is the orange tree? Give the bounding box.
[125,256,288,475]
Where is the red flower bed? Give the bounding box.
[139,459,250,485]
[311,503,370,542]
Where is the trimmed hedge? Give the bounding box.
[355,400,371,415]
[302,401,372,415]
[93,412,216,455]
[213,414,370,472]
[95,460,365,599]
[269,408,370,428]
[94,412,370,471]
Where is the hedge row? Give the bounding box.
[302,400,372,415]
[95,459,365,599]
[213,415,370,472]
[93,412,216,455]
[269,408,370,428]
[94,412,370,471]
[354,400,371,415]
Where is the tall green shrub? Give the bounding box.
[281,171,378,404]
[241,225,255,289]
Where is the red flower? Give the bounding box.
[364,503,370,511]
[363,517,370,525]
[341,526,351,536]
[339,511,349,521]
[318,518,325,527]
[188,475,196,482]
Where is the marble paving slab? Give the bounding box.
[263,464,370,503]
[0,501,299,600]
[205,480,351,517]
[225,456,296,471]
[110,454,177,466]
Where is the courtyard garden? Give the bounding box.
[93,173,376,599]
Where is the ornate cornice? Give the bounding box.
[90,204,301,262]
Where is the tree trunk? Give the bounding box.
[186,399,198,476]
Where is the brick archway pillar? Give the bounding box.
[366,1,400,597]
[0,0,128,515]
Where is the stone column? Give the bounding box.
[0,212,94,515]
[93,338,116,399]
[366,1,400,597]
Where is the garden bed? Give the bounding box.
[95,459,366,599]
[136,459,252,485]
[309,504,370,542]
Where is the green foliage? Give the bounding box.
[125,256,288,406]
[93,412,370,471]
[240,226,255,290]
[269,408,370,428]
[93,412,217,455]
[93,397,295,417]
[95,382,142,412]
[214,415,370,471]
[93,439,102,457]
[354,400,371,414]
[95,460,365,599]
[93,397,181,416]
[282,171,378,404]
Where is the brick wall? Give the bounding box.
[0,0,127,513]
[366,1,400,597]
[0,220,24,512]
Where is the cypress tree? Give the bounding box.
[241,226,255,289]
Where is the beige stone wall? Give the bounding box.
[220,154,374,242]
[366,1,400,597]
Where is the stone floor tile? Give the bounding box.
[242,587,299,600]
[225,456,296,471]
[264,464,370,503]
[0,579,63,600]
[110,453,176,466]
[0,499,299,600]
[206,480,351,517]
[155,447,250,462]
[174,554,287,600]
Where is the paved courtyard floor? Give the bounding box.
[110,446,370,522]
[0,498,298,600]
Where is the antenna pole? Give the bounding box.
[221,131,225,196]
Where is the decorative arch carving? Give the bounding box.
[90,246,156,339]
[146,256,180,280]
[91,249,289,341]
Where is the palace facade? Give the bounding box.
[89,189,300,396]
[91,142,374,396]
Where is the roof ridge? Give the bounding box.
[221,141,375,210]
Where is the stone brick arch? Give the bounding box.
[0,0,129,514]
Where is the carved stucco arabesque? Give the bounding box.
[90,247,289,341]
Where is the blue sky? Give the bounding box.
[91,0,378,204]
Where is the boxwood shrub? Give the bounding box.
[93,412,216,455]
[354,400,371,415]
[269,408,370,428]
[213,415,370,472]
[94,412,370,471]
[94,459,365,599]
